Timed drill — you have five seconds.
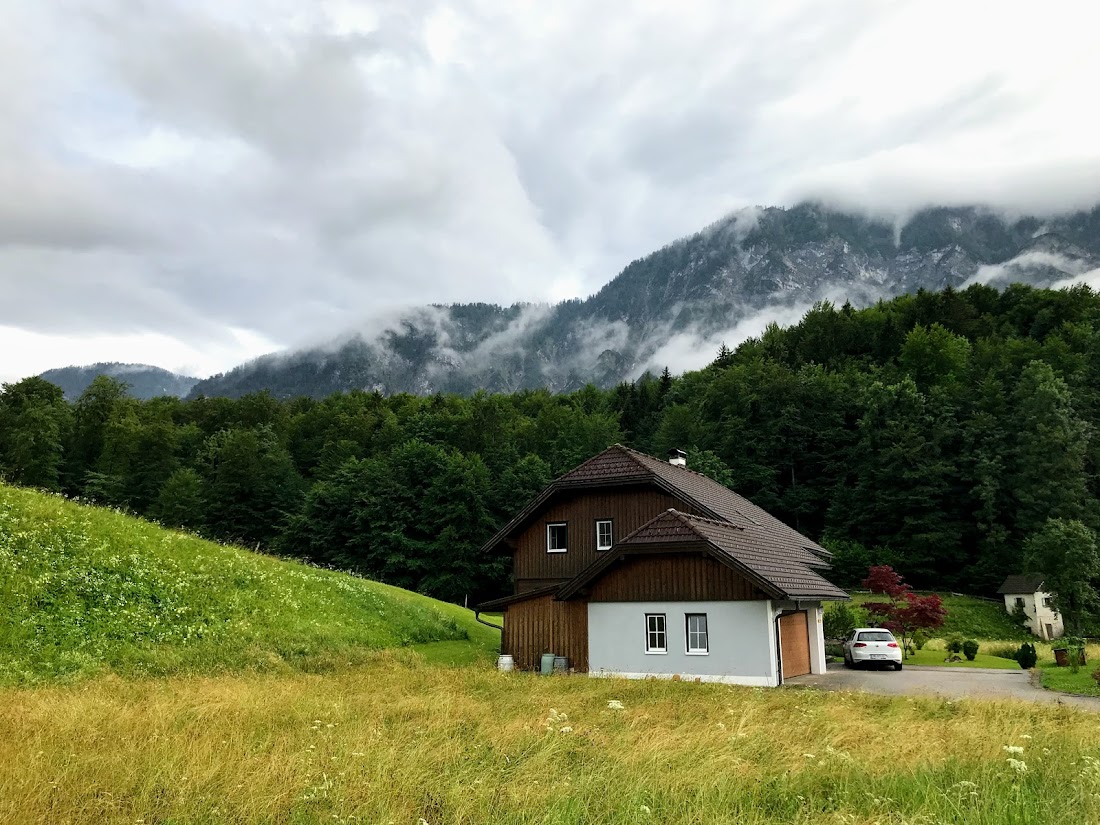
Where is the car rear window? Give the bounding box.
[857,631,895,642]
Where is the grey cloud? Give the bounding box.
[3,0,1100,379]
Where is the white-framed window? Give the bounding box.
[546,522,568,553]
[1015,597,1025,609]
[1042,597,1052,608]
[686,613,709,654]
[596,519,613,552]
[645,613,667,653]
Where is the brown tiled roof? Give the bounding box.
[559,509,847,601]
[997,573,1047,595]
[561,445,830,566]
[483,444,832,570]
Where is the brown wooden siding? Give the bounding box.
[517,578,570,594]
[513,487,697,589]
[587,553,768,602]
[502,595,589,672]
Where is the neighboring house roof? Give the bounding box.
[481,444,832,567]
[558,509,849,602]
[997,573,1047,595]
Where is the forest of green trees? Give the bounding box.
[4,282,1100,606]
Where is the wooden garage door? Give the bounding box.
[779,611,810,680]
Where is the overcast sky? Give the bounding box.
[3,0,1100,382]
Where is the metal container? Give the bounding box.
[540,652,556,675]
[553,656,569,674]
[496,654,514,672]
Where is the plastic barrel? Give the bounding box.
[553,656,569,674]
[496,654,514,672]
[540,653,556,675]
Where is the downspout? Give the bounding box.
[774,610,784,686]
[474,611,504,656]
[474,611,504,631]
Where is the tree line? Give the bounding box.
[3,282,1100,612]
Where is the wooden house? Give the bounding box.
[477,445,848,686]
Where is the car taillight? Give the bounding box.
[887,642,898,648]
[853,642,866,648]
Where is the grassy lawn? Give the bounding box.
[3,657,1100,825]
[904,646,1022,669]
[1040,662,1100,697]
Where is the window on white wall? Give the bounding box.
[686,613,709,654]
[546,523,568,553]
[1015,597,1025,609]
[1042,597,1052,608]
[645,613,666,653]
[596,519,613,551]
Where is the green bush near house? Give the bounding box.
[1017,643,1038,670]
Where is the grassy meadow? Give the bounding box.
[3,655,1100,824]
[5,483,1100,823]
[0,484,498,684]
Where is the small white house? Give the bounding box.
[997,574,1064,640]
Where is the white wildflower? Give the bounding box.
[1019,734,1032,740]
[1003,745,1024,755]
[607,700,625,710]
[1007,758,1028,774]
[803,753,816,759]
[639,805,652,814]
[559,726,573,734]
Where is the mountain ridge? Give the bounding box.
[39,363,199,401]
[100,201,1100,399]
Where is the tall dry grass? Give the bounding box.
[2,652,1100,824]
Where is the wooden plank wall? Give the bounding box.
[503,595,589,672]
[513,487,696,587]
[587,553,768,602]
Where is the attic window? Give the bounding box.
[596,519,613,552]
[547,523,568,553]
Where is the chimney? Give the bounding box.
[668,448,687,468]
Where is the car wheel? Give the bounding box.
[843,653,853,668]
[894,662,903,671]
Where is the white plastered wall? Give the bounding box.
[588,600,780,687]
[1003,592,1064,640]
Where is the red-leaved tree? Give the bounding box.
[862,565,947,658]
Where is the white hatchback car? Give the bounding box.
[843,628,903,670]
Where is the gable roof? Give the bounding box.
[482,444,831,567]
[997,573,1047,595]
[558,509,848,602]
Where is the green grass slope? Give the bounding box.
[845,592,1032,641]
[0,484,499,684]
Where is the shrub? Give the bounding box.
[910,629,929,650]
[988,644,1020,661]
[946,635,964,654]
[962,640,979,661]
[1064,636,1086,674]
[823,603,858,641]
[824,643,845,659]
[1017,643,1038,670]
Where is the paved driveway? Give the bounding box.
[788,662,1100,712]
